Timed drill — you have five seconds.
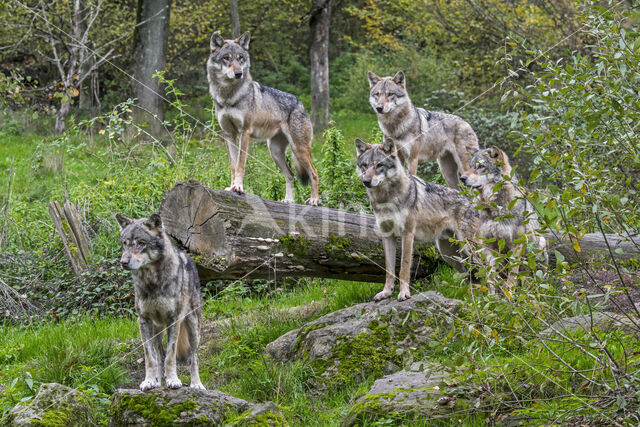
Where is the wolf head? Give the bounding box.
[116,213,167,271]
[207,31,251,81]
[355,138,402,188]
[367,71,409,115]
[460,146,513,189]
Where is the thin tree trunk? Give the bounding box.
[230,0,240,38]
[132,0,171,138]
[309,0,331,134]
[55,100,71,134]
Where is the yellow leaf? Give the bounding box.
[98,129,105,135]
[104,180,115,185]
[572,237,581,253]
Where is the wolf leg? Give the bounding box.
[437,151,461,188]
[397,227,415,301]
[231,129,251,194]
[164,321,183,389]
[222,130,239,191]
[267,134,295,203]
[374,237,397,301]
[184,314,205,390]
[138,317,161,391]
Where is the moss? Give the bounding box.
[196,254,227,270]
[31,407,75,426]
[325,235,353,259]
[278,234,311,257]
[112,393,201,426]
[224,409,288,426]
[312,321,401,385]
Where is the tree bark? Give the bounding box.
[230,0,241,38]
[132,0,171,138]
[309,0,331,134]
[159,181,640,284]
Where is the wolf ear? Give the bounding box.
[211,32,225,51]
[236,31,251,50]
[382,138,396,155]
[367,71,381,88]
[393,70,405,88]
[488,146,504,160]
[355,138,371,156]
[144,213,163,230]
[116,214,133,230]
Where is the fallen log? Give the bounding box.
[158,180,440,283]
[159,181,640,283]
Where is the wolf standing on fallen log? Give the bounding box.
[207,31,320,205]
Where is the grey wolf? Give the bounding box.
[355,138,481,301]
[368,70,479,188]
[116,213,205,391]
[207,31,319,205]
[461,147,548,291]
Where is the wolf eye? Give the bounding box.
[387,92,394,97]
[223,55,231,61]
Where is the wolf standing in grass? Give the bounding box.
[207,31,319,205]
[355,138,481,301]
[368,71,479,188]
[116,213,205,391]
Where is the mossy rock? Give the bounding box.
[265,291,461,386]
[109,388,266,426]
[223,402,289,426]
[2,383,96,426]
[342,362,477,426]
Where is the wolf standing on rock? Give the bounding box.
[368,70,479,188]
[355,138,481,302]
[207,31,319,205]
[116,213,205,392]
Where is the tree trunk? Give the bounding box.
[230,0,241,38]
[55,100,71,134]
[309,0,331,134]
[159,180,440,283]
[159,181,640,284]
[132,0,171,138]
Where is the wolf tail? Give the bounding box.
[291,154,310,186]
[176,321,191,364]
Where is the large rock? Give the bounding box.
[109,388,286,426]
[3,382,95,426]
[343,362,474,426]
[265,291,461,385]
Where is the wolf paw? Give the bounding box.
[397,290,411,301]
[190,382,206,390]
[139,379,160,391]
[373,290,392,301]
[282,197,294,203]
[305,197,319,206]
[165,377,183,389]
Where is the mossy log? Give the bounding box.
[159,181,640,283]
[159,180,440,283]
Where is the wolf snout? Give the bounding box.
[375,106,384,113]
[120,254,131,269]
[460,175,468,185]
[362,177,372,187]
[234,70,243,79]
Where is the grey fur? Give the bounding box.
[461,147,548,293]
[355,139,481,302]
[117,213,205,391]
[368,70,479,187]
[207,31,319,205]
